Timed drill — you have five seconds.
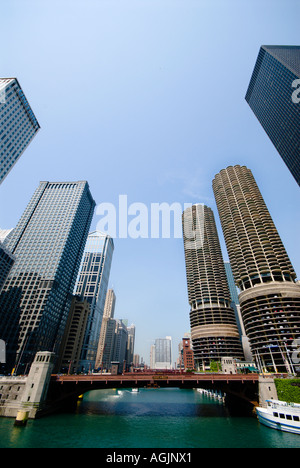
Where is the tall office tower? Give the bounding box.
[75,231,114,372]
[0,78,40,184]
[245,46,300,186]
[213,165,300,372]
[154,336,172,370]
[133,354,140,368]
[182,204,244,368]
[104,289,116,320]
[101,318,117,370]
[0,181,95,371]
[150,344,156,369]
[112,319,129,373]
[57,296,91,374]
[95,288,116,369]
[126,324,136,369]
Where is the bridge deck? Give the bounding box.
[44,373,262,416]
[52,372,259,385]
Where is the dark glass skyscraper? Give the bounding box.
[0,181,95,371]
[245,46,300,186]
[0,242,14,294]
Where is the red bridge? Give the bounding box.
[44,372,260,416]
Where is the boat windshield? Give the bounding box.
[267,400,300,412]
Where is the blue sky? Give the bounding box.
[0,0,299,364]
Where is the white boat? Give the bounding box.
[256,400,300,435]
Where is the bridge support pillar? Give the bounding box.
[258,375,278,408]
[15,351,56,422]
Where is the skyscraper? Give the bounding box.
[111,320,129,373]
[126,324,136,369]
[150,344,156,369]
[95,288,116,369]
[182,204,244,368]
[0,78,40,184]
[154,337,172,370]
[213,165,300,372]
[0,229,14,243]
[245,46,300,186]
[75,231,114,371]
[0,181,95,371]
[57,295,91,373]
[101,318,117,371]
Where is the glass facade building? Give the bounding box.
[154,337,172,370]
[126,324,136,369]
[0,181,95,371]
[111,320,129,373]
[101,318,117,370]
[213,166,300,372]
[95,288,116,369]
[75,231,114,371]
[182,204,244,367]
[245,46,300,186]
[0,78,40,184]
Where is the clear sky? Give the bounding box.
[0,0,299,365]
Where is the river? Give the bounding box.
[0,388,299,448]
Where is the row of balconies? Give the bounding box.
[242,296,300,315]
[190,316,238,327]
[189,307,238,327]
[241,288,300,350]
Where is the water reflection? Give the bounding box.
[76,388,230,418]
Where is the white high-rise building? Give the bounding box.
[150,344,156,369]
[154,336,172,370]
[0,229,14,243]
[126,324,136,368]
[0,78,40,184]
[182,204,244,368]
